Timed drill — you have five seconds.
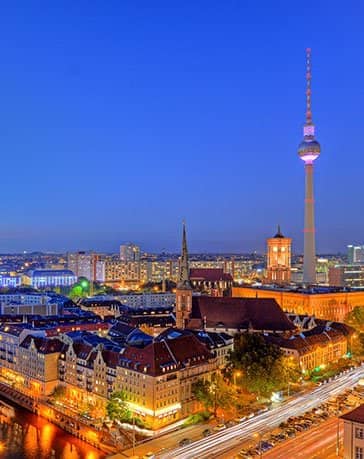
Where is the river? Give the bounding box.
[0,400,106,459]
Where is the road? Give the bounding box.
[159,365,364,459]
[217,416,344,459]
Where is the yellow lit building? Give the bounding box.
[18,336,64,396]
[266,226,291,284]
[232,286,364,322]
[58,333,216,429]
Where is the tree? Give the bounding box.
[228,333,300,398]
[345,306,364,331]
[192,375,235,416]
[52,384,66,401]
[106,391,131,422]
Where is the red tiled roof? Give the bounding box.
[341,404,364,423]
[102,349,120,368]
[121,334,213,377]
[190,268,233,282]
[189,296,295,331]
[72,342,94,359]
[20,335,64,354]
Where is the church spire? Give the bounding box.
[178,221,191,289]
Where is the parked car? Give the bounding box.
[213,424,226,431]
[179,438,192,447]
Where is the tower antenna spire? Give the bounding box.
[305,47,313,126]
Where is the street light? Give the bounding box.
[233,370,242,386]
[209,382,217,418]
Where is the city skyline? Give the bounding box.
[1,2,364,253]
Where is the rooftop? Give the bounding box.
[341,404,364,423]
[236,285,364,295]
[189,296,295,331]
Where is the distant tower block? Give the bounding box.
[298,48,321,284]
[266,226,292,284]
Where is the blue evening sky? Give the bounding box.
[0,1,363,253]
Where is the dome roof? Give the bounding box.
[298,139,321,157]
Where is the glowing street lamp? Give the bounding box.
[233,370,242,386]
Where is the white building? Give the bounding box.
[341,404,364,459]
[23,270,77,288]
[120,243,140,262]
[67,252,98,280]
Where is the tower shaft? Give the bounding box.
[303,163,316,283]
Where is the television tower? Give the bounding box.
[298,48,321,284]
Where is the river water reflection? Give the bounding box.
[0,401,106,459]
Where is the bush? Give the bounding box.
[183,411,211,426]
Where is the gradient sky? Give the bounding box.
[0,1,363,254]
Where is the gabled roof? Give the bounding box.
[188,296,295,331]
[341,404,364,423]
[20,335,65,354]
[121,334,213,377]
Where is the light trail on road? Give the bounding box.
[159,365,364,459]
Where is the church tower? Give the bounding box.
[266,225,292,284]
[175,222,193,329]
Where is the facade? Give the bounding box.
[23,269,77,288]
[120,243,141,263]
[18,336,64,396]
[232,286,364,322]
[0,293,61,316]
[265,327,348,374]
[329,265,364,289]
[67,252,99,281]
[58,331,216,429]
[0,275,22,288]
[348,245,364,264]
[341,404,364,459]
[118,292,176,309]
[298,48,321,284]
[189,268,233,296]
[266,226,291,284]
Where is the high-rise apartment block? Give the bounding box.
[266,226,291,284]
[67,251,99,281]
[329,264,364,288]
[348,245,364,264]
[120,243,140,262]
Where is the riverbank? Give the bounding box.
[0,382,116,455]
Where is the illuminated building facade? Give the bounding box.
[23,269,77,288]
[67,251,99,281]
[120,243,141,262]
[329,264,364,288]
[58,332,216,429]
[348,245,364,264]
[18,336,64,396]
[232,286,364,322]
[298,49,321,284]
[189,268,233,296]
[265,327,348,373]
[266,226,291,284]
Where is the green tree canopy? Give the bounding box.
[345,306,364,331]
[192,374,235,416]
[228,333,300,398]
[106,391,131,422]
